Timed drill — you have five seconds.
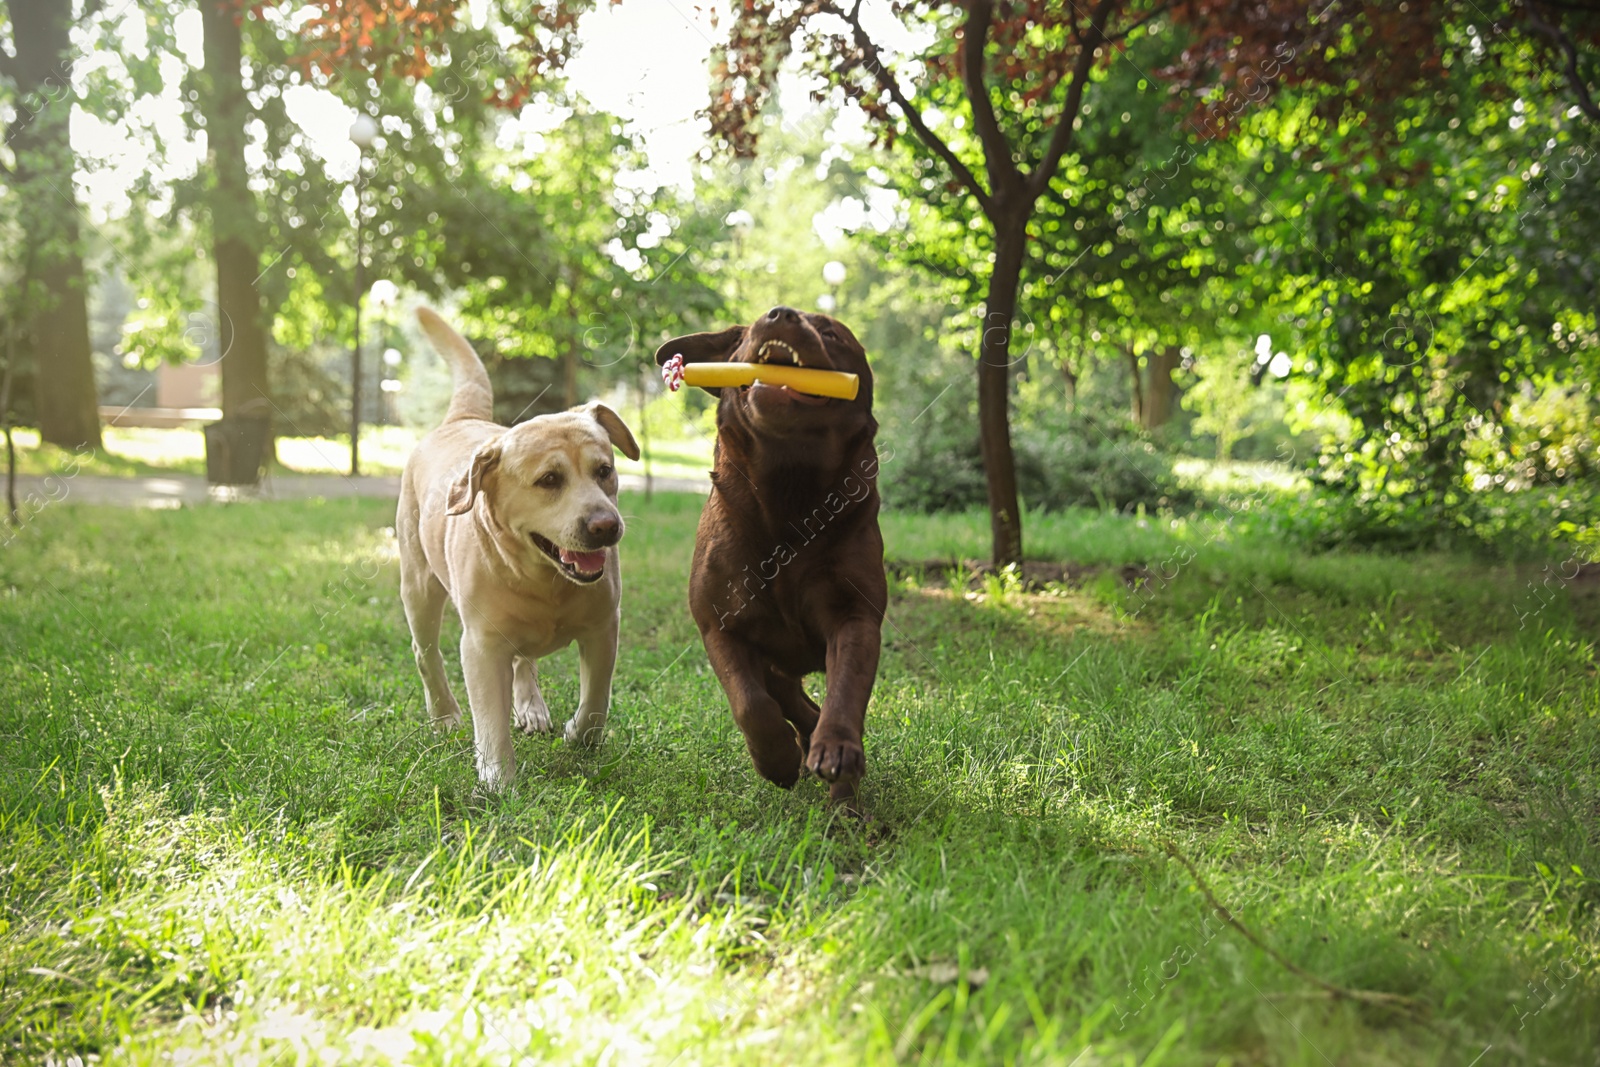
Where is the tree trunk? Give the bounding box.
[7,0,102,450]
[1060,357,1077,403]
[201,0,274,447]
[1141,345,1181,429]
[978,223,1026,566]
[562,296,581,408]
[1126,345,1144,423]
[4,320,17,524]
[562,349,578,409]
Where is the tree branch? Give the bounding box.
[1025,0,1122,203]
[1524,2,1600,124]
[962,0,1018,199]
[838,0,995,216]
[1103,3,1169,47]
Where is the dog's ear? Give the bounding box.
[445,440,501,515]
[582,402,641,461]
[653,325,746,367]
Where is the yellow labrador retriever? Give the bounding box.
[398,307,640,787]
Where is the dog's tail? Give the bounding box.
[416,306,494,423]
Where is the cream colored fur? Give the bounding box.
[397,307,640,787]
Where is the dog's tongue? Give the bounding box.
[559,547,606,573]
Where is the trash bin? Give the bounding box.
[204,416,270,486]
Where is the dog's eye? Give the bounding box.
[820,325,840,341]
[536,471,563,490]
[596,463,614,480]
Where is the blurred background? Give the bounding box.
[3,0,1597,562]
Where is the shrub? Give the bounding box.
[876,357,1192,513]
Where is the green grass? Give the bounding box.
[2,495,1597,1065]
[615,437,715,484]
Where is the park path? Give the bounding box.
[12,471,709,509]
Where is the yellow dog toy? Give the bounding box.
[661,354,859,401]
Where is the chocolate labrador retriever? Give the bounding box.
[655,306,887,808]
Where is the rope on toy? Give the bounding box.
[662,354,686,392]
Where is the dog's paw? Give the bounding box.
[430,703,464,732]
[514,700,552,735]
[565,718,605,746]
[805,735,864,783]
[476,760,515,791]
[828,777,869,820]
[751,741,803,790]
[473,733,517,790]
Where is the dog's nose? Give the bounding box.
[764,306,800,325]
[585,513,622,546]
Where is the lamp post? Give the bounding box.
[725,210,752,306]
[381,347,403,424]
[348,112,378,476]
[821,260,847,313]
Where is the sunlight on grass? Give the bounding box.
[275,427,420,476]
[7,426,199,477]
[7,425,716,483]
[89,426,208,475]
[3,496,1597,1064]
[9,782,801,1066]
[289,523,400,568]
[1171,457,1307,496]
[614,436,714,483]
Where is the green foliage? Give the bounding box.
[1277,476,1600,559]
[11,0,1600,557]
[1244,51,1600,523]
[841,11,1597,548]
[1180,349,1280,462]
[93,1,729,420]
[878,353,1192,515]
[855,26,1266,398]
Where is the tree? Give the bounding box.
[236,0,730,434]
[1181,349,1257,461]
[200,0,275,444]
[111,0,595,452]
[1245,47,1600,523]
[707,1,1600,563]
[0,0,102,450]
[1168,1,1599,131]
[713,0,1171,565]
[100,0,589,443]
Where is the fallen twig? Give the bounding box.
[1163,841,1426,1017]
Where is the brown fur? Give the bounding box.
[656,306,886,808]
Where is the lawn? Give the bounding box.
[2,494,1597,1065]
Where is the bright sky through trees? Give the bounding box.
[64,0,727,219]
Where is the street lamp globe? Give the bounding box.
[349,113,379,149]
[346,111,379,476]
[822,260,847,287]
